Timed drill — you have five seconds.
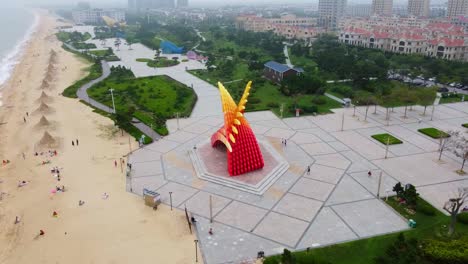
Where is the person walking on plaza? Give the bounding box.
[307,165,311,175]
[368,171,372,177]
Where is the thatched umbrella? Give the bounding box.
[36,91,53,103]
[33,102,54,115]
[35,115,51,128]
[37,131,58,148]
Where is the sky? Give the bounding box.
[7,0,445,8]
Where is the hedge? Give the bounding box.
[371,133,403,145]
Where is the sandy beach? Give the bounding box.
[0,11,198,264]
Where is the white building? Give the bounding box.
[72,9,125,25]
[371,0,393,16]
[447,0,468,17]
[347,4,372,17]
[408,0,430,17]
[318,0,347,30]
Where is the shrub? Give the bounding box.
[301,104,318,114]
[462,123,468,128]
[417,203,436,216]
[422,237,468,264]
[267,102,279,108]
[457,212,468,225]
[249,98,261,104]
[312,96,327,105]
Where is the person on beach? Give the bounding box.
[14,216,20,224]
[72,141,74,146]
[79,200,85,206]
[114,160,117,167]
[76,139,79,146]
[52,211,58,217]
[39,230,45,236]
[23,117,26,123]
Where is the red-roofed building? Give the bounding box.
[339,17,468,61]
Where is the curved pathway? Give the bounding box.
[76,60,161,141]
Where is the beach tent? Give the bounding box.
[160,41,184,54]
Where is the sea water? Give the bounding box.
[0,8,38,107]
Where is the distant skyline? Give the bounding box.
[9,0,448,8]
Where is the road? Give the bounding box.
[283,44,293,68]
[76,60,161,141]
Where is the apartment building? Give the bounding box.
[346,4,372,17]
[339,17,468,61]
[408,0,430,17]
[447,0,468,17]
[72,9,125,24]
[235,14,322,42]
[371,0,393,16]
[318,0,347,30]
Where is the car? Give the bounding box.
[428,77,436,82]
[438,87,449,93]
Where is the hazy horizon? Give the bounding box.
[5,0,448,8]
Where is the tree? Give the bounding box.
[443,188,468,236]
[281,249,296,264]
[404,184,419,208]
[445,130,468,173]
[394,87,418,119]
[374,233,422,264]
[393,182,405,199]
[416,87,437,115]
[114,106,135,136]
[154,49,161,61]
[126,36,136,50]
[114,38,122,51]
[354,91,376,121]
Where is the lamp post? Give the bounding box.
[109,88,116,114]
[194,239,199,263]
[169,191,173,210]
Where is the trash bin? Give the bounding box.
[408,219,416,228]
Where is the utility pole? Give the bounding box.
[194,239,199,263]
[174,112,180,130]
[209,195,213,223]
[280,103,284,119]
[377,171,383,198]
[430,104,435,121]
[385,136,390,159]
[169,192,173,210]
[109,88,116,114]
[341,112,345,131]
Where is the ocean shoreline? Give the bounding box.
[0,8,40,107]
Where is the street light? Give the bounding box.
[169,191,173,210]
[194,239,199,263]
[109,88,116,114]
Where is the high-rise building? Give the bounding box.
[346,4,372,17]
[447,0,468,17]
[177,0,188,8]
[408,0,430,17]
[128,0,175,10]
[318,0,347,29]
[371,0,393,16]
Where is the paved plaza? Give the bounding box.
[129,102,468,263]
[65,26,468,263]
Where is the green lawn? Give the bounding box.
[265,197,468,264]
[371,133,403,145]
[189,70,342,117]
[463,123,468,128]
[87,75,197,135]
[63,62,102,98]
[136,57,180,68]
[72,42,96,50]
[440,93,465,104]
[89,49,110,57]
[418,128,450,139]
